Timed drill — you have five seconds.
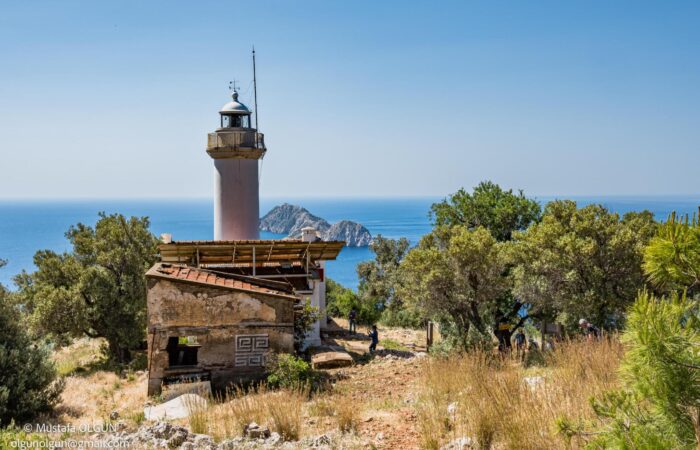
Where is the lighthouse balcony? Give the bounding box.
[206,130,266,159]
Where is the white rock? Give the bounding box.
[523,376,545,391]
[144,394,208,421]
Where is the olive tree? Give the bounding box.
[14,213,159,362]
[510,201,656,330]
[399,226,510,348]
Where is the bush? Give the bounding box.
[379,305,424,329]
[294,300,320,353]
[266,354,314,390]
[326,279,381,325]
[0,280,64,425]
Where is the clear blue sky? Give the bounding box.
[1,1,699,198]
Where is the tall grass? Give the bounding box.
[267,390,305,440]
[186,386,306,442]
[334,394,360,433]
[416,338,623,450]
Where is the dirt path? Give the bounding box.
[320,321,427,449]
[316,354,422,449]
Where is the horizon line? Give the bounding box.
[0,193,698,202]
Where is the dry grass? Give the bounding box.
[57,368,147,427]
[52,338,105,376]
[334,394,360,433]
[187,386,306,442]
[416,339,623,450]
[267,389,305,440]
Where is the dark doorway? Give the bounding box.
[166,336,200,367]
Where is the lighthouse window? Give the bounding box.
[222,115,230,128]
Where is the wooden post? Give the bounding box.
[427,321,434,349]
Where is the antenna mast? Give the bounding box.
[252,46,259,130]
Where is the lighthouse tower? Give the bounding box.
[207,89,266,240]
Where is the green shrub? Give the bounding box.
[294,300,320,353]
[266,354,314,390]
[379,305,424,329]
[326,279,381,325]
[380,338,408,351]
[0,275,64,425]
[0,424,49,448]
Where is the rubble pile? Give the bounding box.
[101,421,369,449]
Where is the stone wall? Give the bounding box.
[146,278,295,395]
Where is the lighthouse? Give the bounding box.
[206,89,266,240]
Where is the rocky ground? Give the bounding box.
[42,323,431,449]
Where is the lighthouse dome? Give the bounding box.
[219,91,251,115]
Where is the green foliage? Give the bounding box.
[511,200,656,330]
[357,235,410,311]
[430,180,541,241]
[399,226,508,349]
[325,278,381,325]
[379,338,409,351]
[643,211,700,296]
[415,182,542,347]
[0,425,50,448]
[0,261,64,425]
[574,291,700,449]
[13,213,159,362]
[573,218,700,448]
[379,305,424,329]
[621,290,700,443]
[266,354,314,390]
[294,299,320,353]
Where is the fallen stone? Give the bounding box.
[144,393,208,421]
[192,434,215,449]
[310,434,332,447]
[244,422,271,439]
[311,351,353,369]
[166,428,188,448]
[267,432,282,446]
[151,421,173,439]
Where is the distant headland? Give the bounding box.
[260,203,373,247]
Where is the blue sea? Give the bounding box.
[0,196,698,289]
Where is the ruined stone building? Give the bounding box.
[145,81,344,395]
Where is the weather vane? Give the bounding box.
[229,80,239,92]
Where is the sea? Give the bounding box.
[0,196,698,290]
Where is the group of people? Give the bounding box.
[349,307,600,356]
[512,318,600,355]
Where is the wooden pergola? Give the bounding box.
[158,240,345,274]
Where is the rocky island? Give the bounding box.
[260,204,373,247]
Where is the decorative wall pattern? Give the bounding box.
[234,334,269,367]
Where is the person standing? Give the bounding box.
[368,325,379,353]
[514,330,526,358]
[348,308,357,334]
[578,319,600,341]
